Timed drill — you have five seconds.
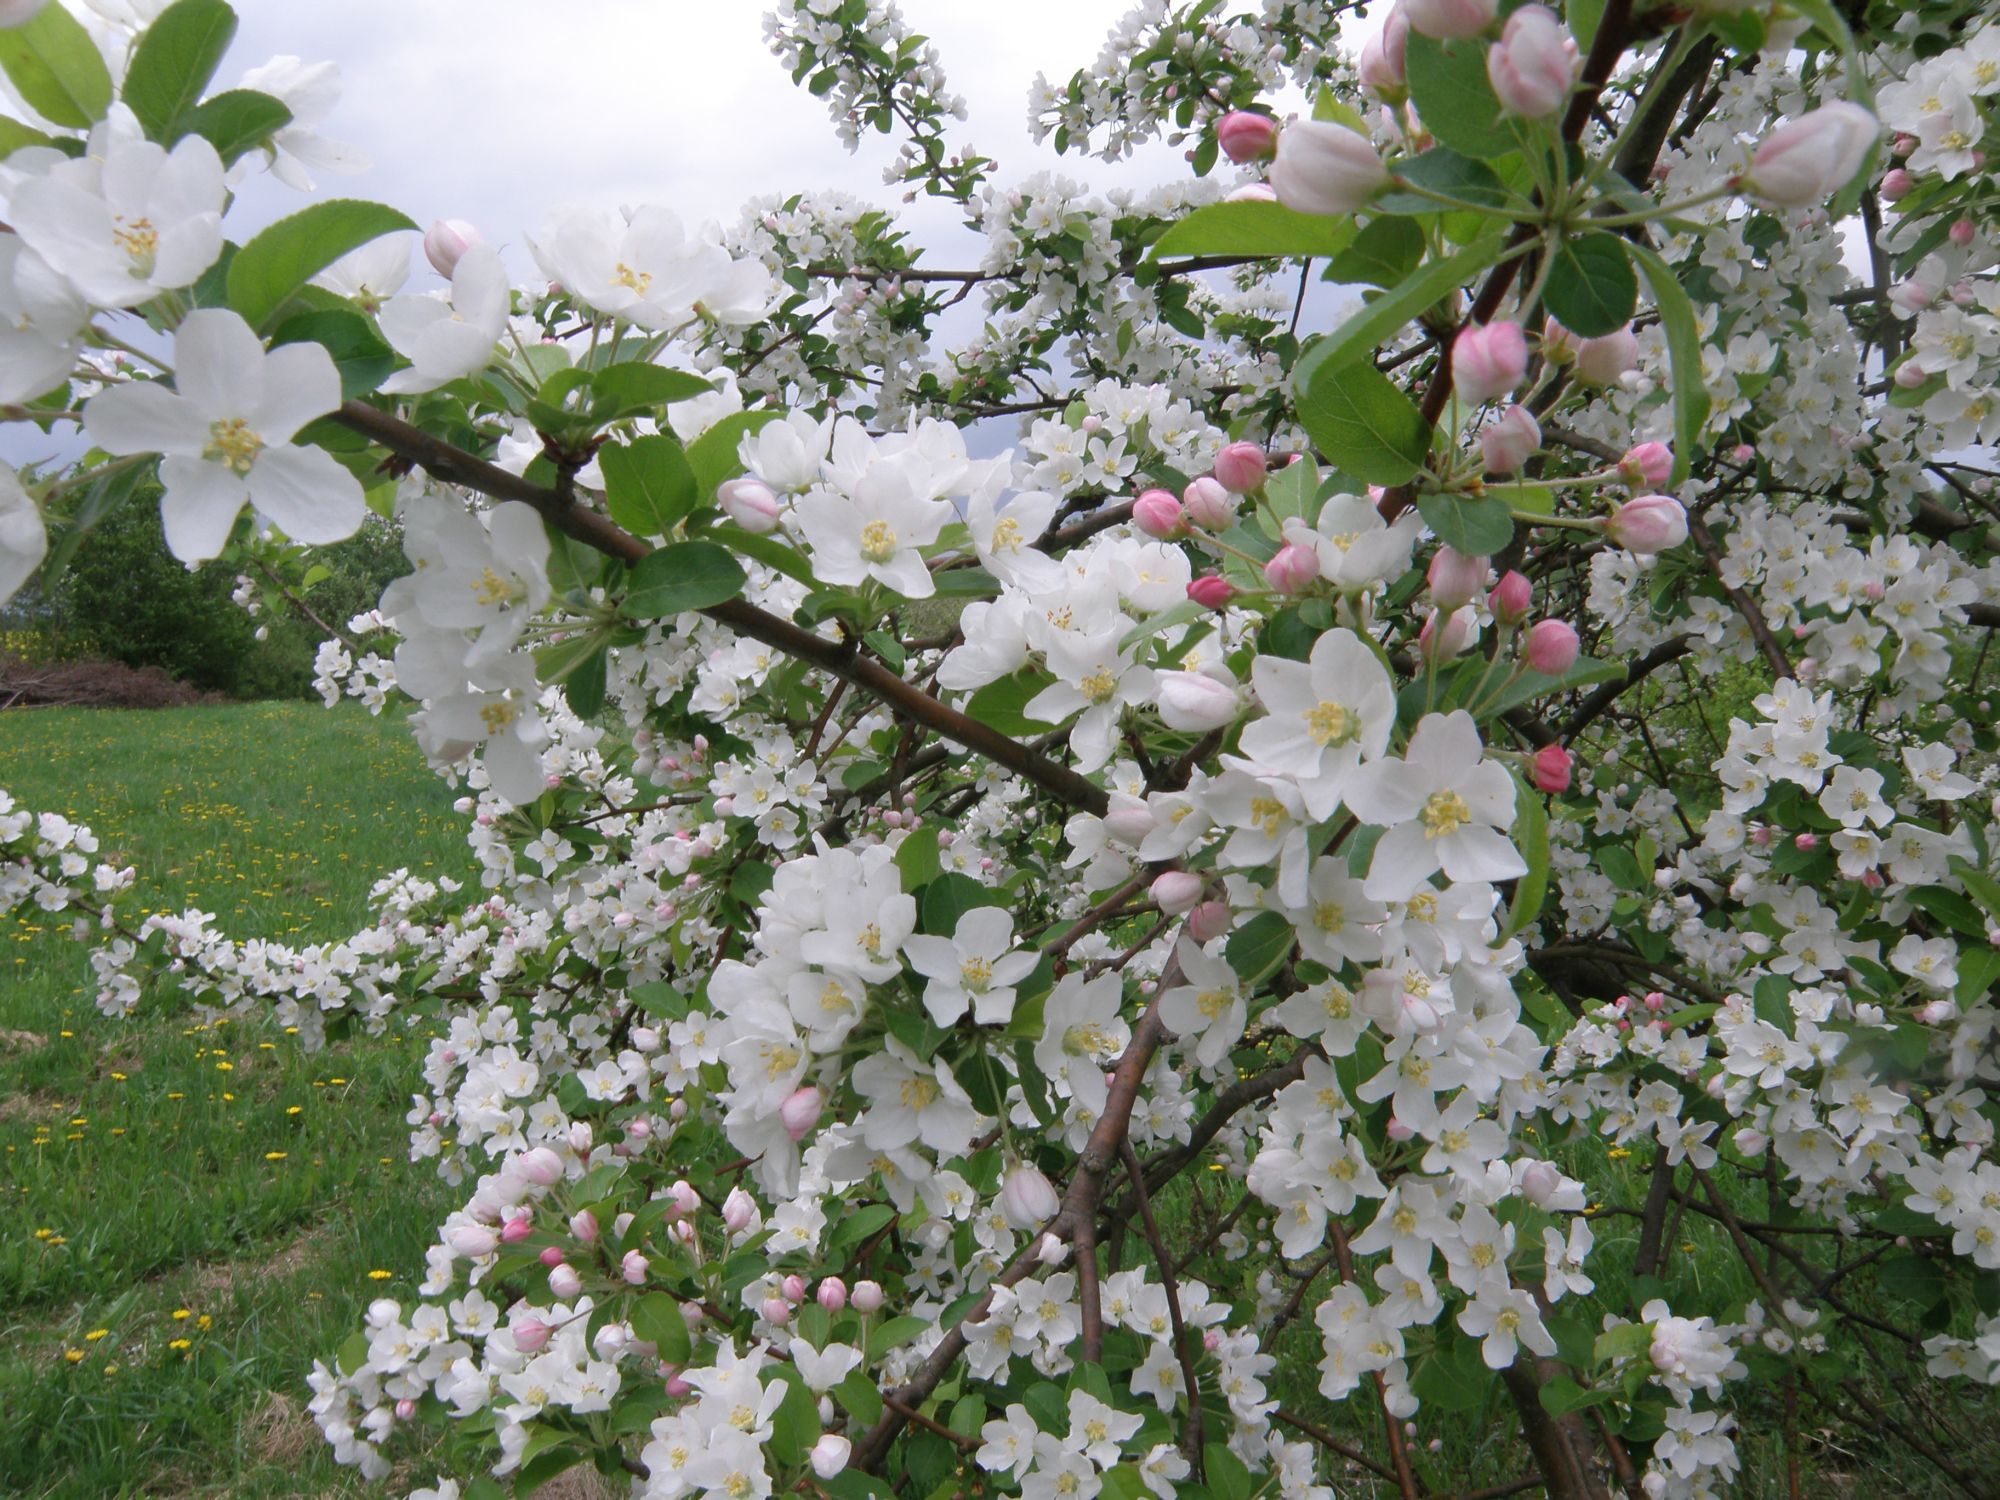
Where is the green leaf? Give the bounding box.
[1546,232,1637,338]
[630,1292,693,1365]
[1410,1333,1492,1412]
[687,409,783,498]
[1296,363,1432,485]
[269,309,394,401]
[0,114,56,156]
[0,3,113,129]
[1627,241,1708,487]
[835,1369,884,1426]
[866,1315,930,1361]
[1224,909,1293,985]
[1876,1253,1947,1310]
[1504,771,1550,939]
[592,363,715,421]
[829,1202,897,1249]
[769,1371,822,1467]
[1149,198,1357,261]
[227,199,418,332]
[1417,491,1513,556]
[1541,1374,1618,1415]
[922,876,992,937]
[1378,148,1514,212]
[1204,1443,1255,1500]
[623,541,746,618]
[1293,232,1507,381]
[1325,215,1427,289]
[178,88,290,165]
[1405,33,1512,161]
[963,672,1059,736]
[708,522,817,588]
[123,0,236,142]
[601,435,698,539]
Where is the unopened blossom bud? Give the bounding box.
[424,218,483,277]
[718,477,781,533]
[447,1224,499,1258]
[1157,670,1240,731]
[1427,546,1488,610]
[851,1280,884,1313]
[1480,404,1540,473]
[1357,6,1409,98]
[999,1163,1062,1230]
[501,1215,534,1244]
[1573,326,1639,386]
[761,1295,792,1325]
[569,1209,599,1243]
[1403,0,1496,39]
[1264,542,1320,594]
[1879,167,1914,201]
[1730,443,1756,464]
[1794,832,1817,851]
[1152,870,1205,915]
[1418,605,1476,663]
[1451,320,1528,404]
[539,1245,564,1268]
[1520,1159,1561,1206]
[670,1179,700,1218]
[1188,899,1233,943]
[1894,360,1929,389]
[1385,1116,1415,1142]
[1182,475,1236,529]
[1643,991,1664,1012]
[1525,618,1580,675]
[782,1274,808,1303]
[1620,442,1673,489]
[512,1315,552,1353]
[1743,102,1879,208]
[1949,218,1975,246]
[1103,802,1158,845]
[622,1250,649,1285]
[1187,574,1237,610]
[1604,495,1688,554]
[568,1122,593,1155]
[548,1262,583,1299]
[779,1085,823,1142]
[810,1434,853,1480]
[1035,1232,1069,1265]
[721,1188,756,1232]
[664,1371,692,1397]
[818,1277,847,1312]
[1213,441,1269,494]
[626,1117,652,1141]
[1270,120,1390,216]
[1132,488,1183,538]
[1488,570,1532,625]
[1216,110,1279,163]
[1531,743,1573,794]
[1486,5,1577,119]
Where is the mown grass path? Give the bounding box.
[0,703,471,1498]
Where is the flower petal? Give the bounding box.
[245,443,365,544]
[157,455,247,562]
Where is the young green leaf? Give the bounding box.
[1627,241,1709,486]
[0,2,113,128]
[623,541,747,618]
[123,0,237,142]
[601,435,699,539]
[227,199,418,331]
[1296,362,1432,485]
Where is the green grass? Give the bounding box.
[0,703,471,1499]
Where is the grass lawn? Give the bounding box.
[0,702,471,1499]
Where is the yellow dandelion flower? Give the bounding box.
[195,1315,211,1330]
[366,1269,392,1281]
[286,1106,303,1116]
[62,1349,83,1363]
[265,1151,287,1161]
[168,1338,191,1352]
[83,1328,108,1342]
[171,1308,191,1321]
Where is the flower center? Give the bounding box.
[1249,795,1285,837]
[900,1076,939,1109]
[112,215,159,275]
[1305,700,1357,747]
[203,418,264,476]
[610,262,653,296]
[959,955,994,992]
[990,516,1022,553]
[479,700,518,735]
[1420,789,1470,838]
[858,921,883,957]
[1313,900,1344,933]
[471,567,517,607]
[1196,987,1232,1021]
[1078,667,1117,704]
[859,519,899,563]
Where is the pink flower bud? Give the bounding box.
[1403,0,1497,39]
[424,218,483,278]
[1794,832,1817,851]
[539,1245,564,1267]
[622,1250,649,1285]
[1187,574,1237,610]
[569,1122,594,1155]
[810,1434,853,1481]
[1891,132,1918,158]
[1525,618,1580,675]
[512,1315,552,1353]
[1418,605,1476,663]
[718,477,781,534]
[1530,743,1573,794]
[1270,120,1390,216]
[569,1209,599,1243]
[1451,320,1528,405]
[1520,1160,1560,1206]
[1358,6,1409,97]
[548,1262,582,1299]
[1427,546,1488,610]
[1151,870,1205,916]
[761,1295,792,1325]
[1132,488,1183,538]
[783,1274,808,1303]
[664,1371,692,1397]
[1213,441,1269,494]
[1949,218,1975,246]
[1643,991,1664,1012]
[1894,360,1929,389]
[1620,442,1673,489]
[1730,443,1756,464]
[999,1163,1062,1230]
[1182,475,1236,529]
[818,1277,847,1312]
[447,1224,499,1258]
[670,1179,700,1218]
[1488,569,1532,625]
[1188,900,1233,943]
[1485,5,1577,119]
[1573,326,1639,386]
[1480,404,1540,473]
[1744,102,1880,208]
[1604,495,1688,554]
[1879,167,1914,201]
[501,1215,534,1244]
[1156,670,1240,732]
[779,1085,823,1142]
[1216,111,1279,164]
[851,1280,884,1314]
[1386,1115,1415,1142]
[513,1145,564,1187]
[1103,802,1158,845]
[721,1188,756,1232]
[1264,542,1320,594]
